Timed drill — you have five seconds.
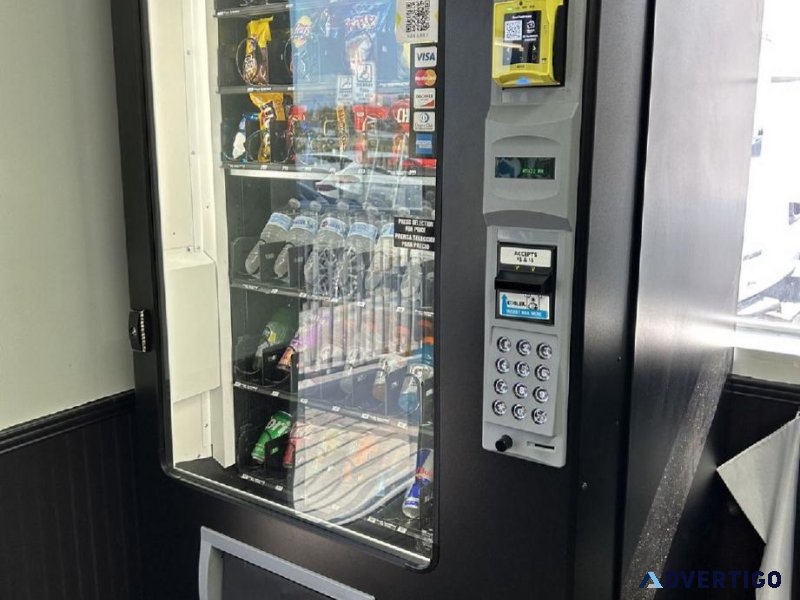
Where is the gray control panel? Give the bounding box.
[482,0,587,468]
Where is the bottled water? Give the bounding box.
[340,214,378,367]
[305,202,349,369]
[244,198,300,276]
[366,219,395,292]
[304,202,350,297]
[273,200,321,279]
[338,213,378,300]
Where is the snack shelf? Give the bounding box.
[224,162,335,181]
[232,378,428,436]
[230,278,435,319]
[215,0,408,20]
[363,514,432,545]
[236,470,289,494]
[218,81,409,96]
[215,3,290,19]
[223,161,437,186]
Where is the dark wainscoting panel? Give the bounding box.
[0,392,140,600]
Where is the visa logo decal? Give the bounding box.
[414,46,437,68]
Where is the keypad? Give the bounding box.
[488,328,557,434]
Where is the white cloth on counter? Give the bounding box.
[717,414,800,600]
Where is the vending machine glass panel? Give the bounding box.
[146,0,440,567]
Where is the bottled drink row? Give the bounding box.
[236,197,434,375]
[244,406,434,524]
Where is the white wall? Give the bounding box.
[0,0,133,429]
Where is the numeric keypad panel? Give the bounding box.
[485,326,560,438]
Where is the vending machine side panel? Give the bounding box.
[619,0,763,594]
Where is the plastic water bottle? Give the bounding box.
[340,215,378,367]
[304,201,350,297]
[306,202,349,369]
[273,200,321,279]
[245,198,300,276]
[338,213,378,299]
[366,218,394,291]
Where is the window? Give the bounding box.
[734,0,800,383]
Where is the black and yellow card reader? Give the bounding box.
[492,0,567,88]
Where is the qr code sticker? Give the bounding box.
[504,19,523,41]
[405,0,431,33]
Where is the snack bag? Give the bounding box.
[338,0,402,83]
[287,4,347,82]
[249,92,288,162]
[239,18,273,85]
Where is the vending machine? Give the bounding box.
[112,0,761,597]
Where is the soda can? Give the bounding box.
[251,410,293,464]
[402,448,433,518]
[414,448,434,485]
[282,422,304,469]
[401,481,422,518]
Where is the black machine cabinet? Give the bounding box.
[111,0,762,597]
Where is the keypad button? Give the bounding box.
[492,400,508,416]
[517,339,532,356]
[497,337,512,353]
[512,404,527,420]
[533,387,550,403]
[537,343,553,360]
[535,365,551,382]
[515,362,531,378]
[496,358,511,374]
[494,379,509,394]
[513,383,528,399]
[532,408,548,425]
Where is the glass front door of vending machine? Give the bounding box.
[144,0,440,568]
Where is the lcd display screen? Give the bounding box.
[495,157,556,179]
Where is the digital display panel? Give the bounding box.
[495,157,556,180]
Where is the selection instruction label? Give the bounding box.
[394,217,436,251]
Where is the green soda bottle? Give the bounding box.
[251,410,293,465]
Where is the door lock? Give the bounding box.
[128,309,152,353]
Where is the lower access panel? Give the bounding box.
[483,227,572,467]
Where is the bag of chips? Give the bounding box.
[238,18,273,85]
[249,92,289,162]
[338,0,403,83]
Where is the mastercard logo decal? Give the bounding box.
[414,69,437,87]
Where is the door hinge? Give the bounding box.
[128,309,152,353]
